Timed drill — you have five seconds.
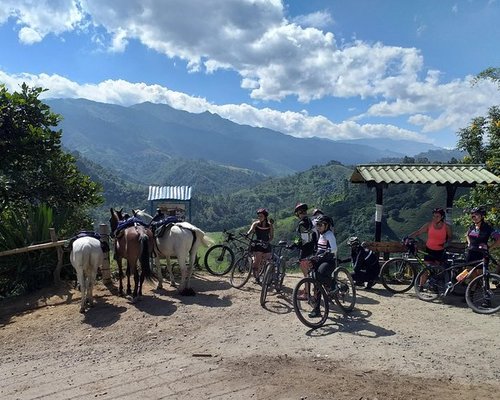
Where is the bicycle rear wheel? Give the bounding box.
[465,273,500,314]
[332,266,356,312]
[414,269,441,301]
[379,258,417,293]
[229,255,252,288]
[292,277,329,329]
[204,244,235,276]
[260,262,275,307]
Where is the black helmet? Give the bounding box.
[256,208,269,217]
[294,203,308,213]
[347,236,360,246]
[470,206,487,216]
[316,215,333,227]
[312,208,323,216]
[432,207,445,220]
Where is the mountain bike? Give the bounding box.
[229,237,269,289]
[464,250,500,314]
[379,237,430,293]
[260,241,290,307]
[414,252,469,301]
[292,260,356,329]
[203,230,251,275]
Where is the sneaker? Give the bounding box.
[308,309,321,318]
[365,280,376,289]
[296,290,308,300]
[481,300,492,308]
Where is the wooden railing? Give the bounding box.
[0,225,112,284]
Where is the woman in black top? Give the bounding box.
[247,208,274,283]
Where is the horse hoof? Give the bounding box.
[180,288,196,296]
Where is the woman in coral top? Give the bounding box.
[409,208,452,264]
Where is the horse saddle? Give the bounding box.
[64,231,109,253]
[155,222,176,238]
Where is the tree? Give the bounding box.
[455,68,500,227]
[0,84,103,232]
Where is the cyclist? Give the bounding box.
[466,206,500,262]
[347,237,380,289]
[307,215,337,317]
[293,203,318,276]
[409,208,452,265]
[247,208,274,283]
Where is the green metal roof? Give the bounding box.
[350,164,500,186]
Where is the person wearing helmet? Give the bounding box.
[466,207,500,262]
[347,236,380,289]
[305,215,337,316]
[247,208,274,283]
[293,202,318,277]
[408,207,452,264]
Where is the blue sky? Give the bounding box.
[1,0,500,148]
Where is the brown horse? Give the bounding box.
[109,208,154,299]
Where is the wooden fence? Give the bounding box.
[0,225,112,284]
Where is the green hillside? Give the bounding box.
[76,154,468,258]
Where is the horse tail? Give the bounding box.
[139,233,154,281]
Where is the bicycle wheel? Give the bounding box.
[229,255,252,289]
[465,273,500,314]
[204,244,235,276]
[260,262,275,307]
[292,277,329,329]
[332,266,356,312]
[414,269,440,301]
[379,258,417,293]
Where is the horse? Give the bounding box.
[133,209,213,296]
[109,207,154,300]
[70,236,104,313]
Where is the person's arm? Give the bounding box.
[269,222,274,242]
[247,221,257,236]
[409,222,429,239]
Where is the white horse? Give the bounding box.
[70,236,103,313]
[133,209,213,295]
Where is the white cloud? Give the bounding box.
[0,0,85,44]
[292,11,333,28]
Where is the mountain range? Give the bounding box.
[47,98,463,186]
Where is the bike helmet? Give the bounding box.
[316,215,333,227]
[256,208,269,217]
[470,206,487,216]
[347,236,360,246]
[432,207,445,217]
[312,208,323,216]
[294,203,308,214]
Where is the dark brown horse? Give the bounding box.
[109,208,154,299]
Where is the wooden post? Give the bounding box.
[99,224,112,284]
[50,228,64,284]
[374,183,384,242]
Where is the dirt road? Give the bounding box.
[1,273,499,400]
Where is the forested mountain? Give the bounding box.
[75,151,468,257]
[47,98,455,182]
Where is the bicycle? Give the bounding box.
[379,237,432,293]
[260,241,290,307]
[229,237,269,289]
[292,259,356,329]
[413,252,469,301]
[203,230,251,275]
[464,250,500,314]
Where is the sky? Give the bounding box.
[1,0,500,149]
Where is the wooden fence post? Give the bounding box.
[99,224,112,284]
[50,228,64,284]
